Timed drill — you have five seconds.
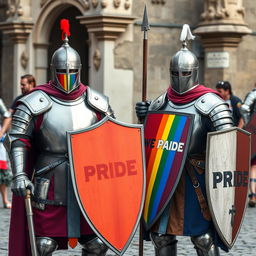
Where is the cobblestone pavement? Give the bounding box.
[1,192,256,256]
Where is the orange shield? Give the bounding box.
[67,117,146,255]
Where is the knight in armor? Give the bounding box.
[136,24,233,256]
[5,19,113,256]
[240,84,256,207]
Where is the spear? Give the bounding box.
[141,5,150,102]
[139,6,150,256]
[25,189,39,256]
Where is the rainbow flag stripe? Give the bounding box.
[143,112,193,227]
[57,73,78,92]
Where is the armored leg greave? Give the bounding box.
[36,237,58,256]
[150,232,177,256]
[191,231,220,256]
[81,237,108,256]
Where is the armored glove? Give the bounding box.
[11,174,34,197]
[135,101,151,122]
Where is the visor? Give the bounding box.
[56,71,78,93]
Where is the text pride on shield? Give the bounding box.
[143,111,194,230]
[67,116,146,255]
[206,127,250,248]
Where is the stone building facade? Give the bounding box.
[0,0,255,122]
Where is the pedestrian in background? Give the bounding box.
[0,98,12,209]
[216,81,244,128]
[240,84,256,207]
[2,74,37,131]
[10,74,36,113]
[0,74,36,208]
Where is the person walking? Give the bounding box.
[10,74,36,113]
[215,81,244,128]
[0,98,12,208]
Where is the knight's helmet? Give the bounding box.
[170,24,199,94]
[51,19,81,94]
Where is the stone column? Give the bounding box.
[193,0,251,91]
[0,0,33,99]
[34,43,49,85]
[78,0,135,122]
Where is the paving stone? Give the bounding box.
[0,190,255,256]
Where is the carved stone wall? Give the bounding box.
[71,0,132,13]
[151,0,165,5]
[200,0,246,25]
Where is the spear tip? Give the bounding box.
[141,5,150,32]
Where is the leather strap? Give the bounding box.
[31,196,66,206]
[186,161,211,221]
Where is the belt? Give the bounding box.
[186,160,211,221]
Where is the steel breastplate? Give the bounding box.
[33,94,99,205]
[161,100,211,156]
[35,94,98,154]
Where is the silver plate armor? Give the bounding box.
[0,98,11,118]
[169,24,199,95]
[150,233,177,256]
[240,89,256,124]
[6,89,113,205]
[148,92,232,256]
[36,237,58,256]
[51,36,81,94]
[149,92,233,156]
[81,237,108,256]
[170,47,199,95]
[191,231,220,256]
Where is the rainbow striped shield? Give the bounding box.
[143,111,194,229]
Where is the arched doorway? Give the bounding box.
[47,7,89,85]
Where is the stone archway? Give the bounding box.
[33,0,88,84]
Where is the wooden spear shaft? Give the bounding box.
[142,32,148,102]
[139,5,150,256]
[25,189,39,256]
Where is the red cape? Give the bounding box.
[167,85,222,104]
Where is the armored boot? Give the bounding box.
[81,237,108,256]
[36,237,58,256]
[150,232,177,256]
[191,231,220,256]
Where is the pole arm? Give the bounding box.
[25,189,39,256]
[141,5,150,102]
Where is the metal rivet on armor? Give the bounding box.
[39,98,44,102]
[94,96,98,100]
[201,99,205,103]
